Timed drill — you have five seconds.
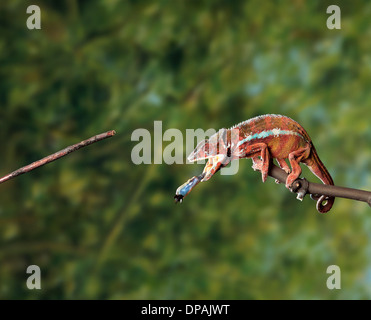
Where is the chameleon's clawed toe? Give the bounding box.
[251,164,260,172]
[252,163,263,172]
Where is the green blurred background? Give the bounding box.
[1,0,371,299]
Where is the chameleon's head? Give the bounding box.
[187,128,229,162]
[187,127,241,162]
[187,128,232,181]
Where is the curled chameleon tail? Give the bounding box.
[304,146,335,213]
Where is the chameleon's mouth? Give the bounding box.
[187,153,212,163]
[187,140,214,162]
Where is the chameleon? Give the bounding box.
[174,114,334,213]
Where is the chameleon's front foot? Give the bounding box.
[174,173,205,203]
[251,158,269,183]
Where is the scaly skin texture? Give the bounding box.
[175,114,334,213]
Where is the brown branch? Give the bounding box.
[0,130,116,185]
[268,164,371,207]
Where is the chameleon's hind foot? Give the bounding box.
[276,158,291,174]
[285,172,300,189]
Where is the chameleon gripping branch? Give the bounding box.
[0,130,116,185]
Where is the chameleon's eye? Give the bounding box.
[227,147,231,158]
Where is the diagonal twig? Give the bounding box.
[0,130,116,185]
[268,164,371,207]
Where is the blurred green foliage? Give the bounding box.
[1,0,371,299]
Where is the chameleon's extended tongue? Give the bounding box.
[174,173,205,203]
[174,194,184,203]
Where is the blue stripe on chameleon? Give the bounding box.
[237,129,304,147]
